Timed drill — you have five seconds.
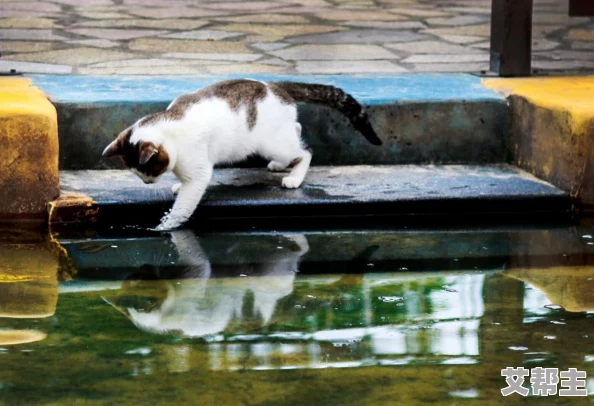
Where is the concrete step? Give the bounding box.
[51,164,569,229]
[30,74,508,170]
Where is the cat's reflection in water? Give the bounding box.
[105,230,309,337]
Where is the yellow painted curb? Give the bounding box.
[0,78,56,117]
[483,76,594,205]
[0,77,59,218]
[483,76,594,135]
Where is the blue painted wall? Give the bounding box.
[31,74,505,105]
[28,74,508,169]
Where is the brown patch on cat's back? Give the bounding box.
[164,79,268,130]
[212,80,267,130]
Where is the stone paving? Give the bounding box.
[1,0,594,75]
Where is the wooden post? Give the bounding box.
[569,0,594,16]
[490,0,534,77]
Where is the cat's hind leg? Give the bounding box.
[265,122,310,189]
[267,123,303,173]
[267,160,289,172]
[281,148,312,189]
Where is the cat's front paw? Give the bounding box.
[281,176,302,189]
[171,183,182,195]
[153,223,173,232]
[154,216,183,231]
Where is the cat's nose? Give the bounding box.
[143,179,154,184]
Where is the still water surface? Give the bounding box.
[1,226,594,405]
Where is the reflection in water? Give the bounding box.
[0,242,58,345]
[100,231,494,371]
[2,228,594,404]
[0,329,47,345]
[105,231,309,338]
[506,267,594,312]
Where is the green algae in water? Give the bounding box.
[0,271,594,405]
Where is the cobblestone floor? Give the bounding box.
[1,0,593,75]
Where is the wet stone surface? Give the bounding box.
[54,165,568,228]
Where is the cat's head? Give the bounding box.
[102,125,173,184]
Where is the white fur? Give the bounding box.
[133,84,311,230]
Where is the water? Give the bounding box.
[2,225,594,404]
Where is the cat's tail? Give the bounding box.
[271,82,382,146]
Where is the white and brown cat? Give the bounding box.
[102,79,382,230]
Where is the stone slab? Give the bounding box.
[0,17,57,29]
[270,44,395,60]
[129,38,253,53]
[67,28,168,40]
[0,28,68,41]
[340,21,428,30]
[29,74,508,169]
[163,53,262,61]
[0,78,59,219]
[160,30,244,41]
[0,60,72,74]
[296,60,406,73]
[285,29,429,44]
[403,54,489,64]
[0,41,56,53]
[75,19,209,30]
[385,41,484,55]
[4,48,139,65]
[66,39,120,48]
[54,165,568,228]
[408,62,488,73]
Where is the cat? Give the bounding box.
[102,79,382,230]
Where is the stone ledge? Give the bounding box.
[51,165,569,229]
[0,77,59,219]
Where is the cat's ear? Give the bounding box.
[102,140,122,158]
[139,142,159,165]
[103,128,132,158]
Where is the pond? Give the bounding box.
[1,224,594,405]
